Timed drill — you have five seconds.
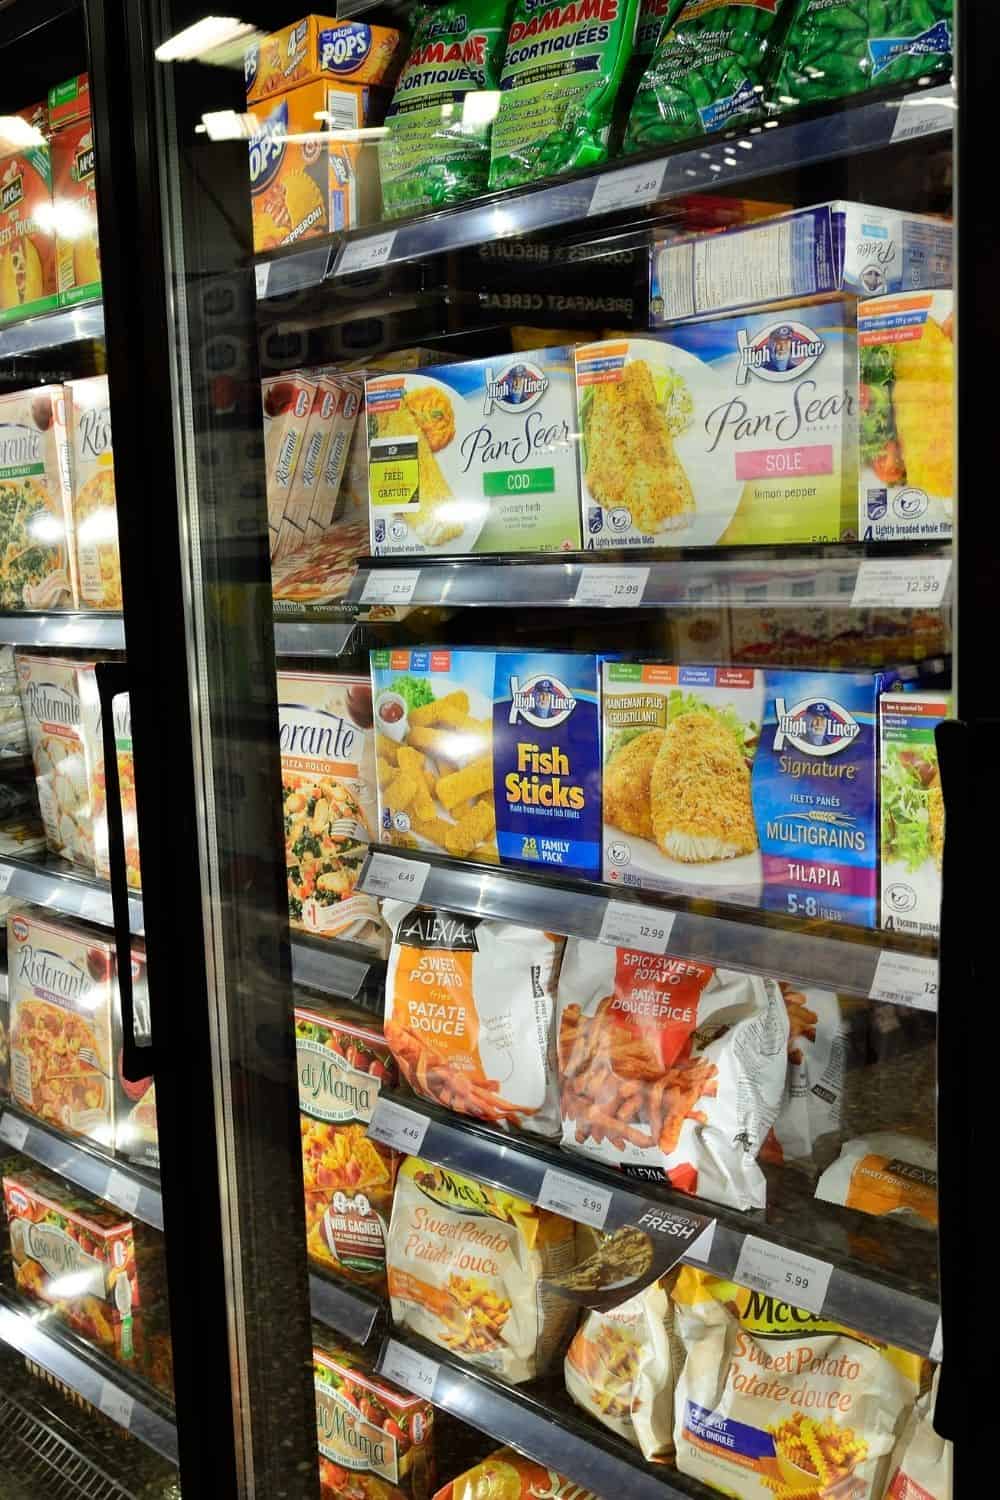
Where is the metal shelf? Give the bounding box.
[0,300,104,357]
[0,853,143,935]
[309,1272,383,1347]
[291,936,384,1002]
[368,1089,938,1357]
[274,620,359,656]
[346,546,953,612]
[254,84,952,294]
[0,1107,162,1231]
[357,847,938,1008]
[0,1290,177,1463]
[0,613,125,650]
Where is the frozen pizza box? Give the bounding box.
[262,372,317,555]
[278,669,386,950]
[296,998,398,1287]
[0,385,76,610]
[577,306,857,551]
[366,348,582,556]
[371,647,603,879]
[16,651,105,872]
[880,691,949,941]
[651,201,953,325]
[246,17,402,100]
[0,102,57,324]
[858,289,953,543]
[314,1329,435,1500]
[51,110,100,309]
[94,688,140,889]
[602,662,901,929]
[116,943,157,1170]
[67,376,120,610]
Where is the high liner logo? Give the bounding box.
[773,697,860,757]
[484,359,549,416]
[736,320,825,386]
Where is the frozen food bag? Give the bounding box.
[564,1273,683,1457]
[433,1451,598,1500]
[815,1130,937,1228]
[386,1156,577,1382]
[772,0,952,111]
[760,983,845,1166]
[383,902,564,1136]
[379,0,511,219]
[489,0,640,190]
[672,1266,925,1500]
[625,0,794,153]
[885,1368,952,1500]
[557,939,788,1210]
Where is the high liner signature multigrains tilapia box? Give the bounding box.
[602,663,901,928]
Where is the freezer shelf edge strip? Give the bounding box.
[0,1108,163,1232]
[308,1273,382,1346]
[0,855,143,936]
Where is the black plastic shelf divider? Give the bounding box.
[0,1106,163,1231]
[274,620,359,656]
[0,612,125,650]
[357,846,938,1008]
[0,1289,177,1462]
[291,937,383,1002]
[0,853,143,935]
[309,1272,383,1346]
[0,300,103,356]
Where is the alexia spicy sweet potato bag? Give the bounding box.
[383,902,564,1136]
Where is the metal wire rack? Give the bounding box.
[0,1386,136,1500]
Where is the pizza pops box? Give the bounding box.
[0,102,57,324]
[245,17,402,100]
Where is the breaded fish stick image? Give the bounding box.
[605,729,664,840]
[411,815,452,848]
[409,691,470,728]
[437,754,493,811]
[385,770,420,812]
[445,799,496,858]
[408,724,489,767]
[651,712,757,863]
[376,733,399,766]
[396,746,437,819]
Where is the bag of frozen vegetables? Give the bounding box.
[771,0,953,110]
[378,0,512,219]
[625,0,795,153]
[488,0,641,191]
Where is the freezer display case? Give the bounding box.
[0,0,979,1494]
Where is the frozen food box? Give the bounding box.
[94,687,140,889]
[246,16,402,100]
[67,376,121,610]
[371,647,603,879]
[577,307,857,551]
[366,348,582,556]
[602,663,901,928]
[277,669,386,950]
[0,385,76,610]
[858,289,953,542]
[16,652,104,871]
[2,1162,140,1364]
[263,372,316,556]
[6,909,116,1149]
[116,943,157,1170]
[650,202,953,325]
[296,998,398,1287]
[48,73,91,130]
[0,102,57,324]
[50,79,100,308]
[275,377,339,560]
[314,1328,435,1500]
[880,692,949,940]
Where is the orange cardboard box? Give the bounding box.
[52,114,100,307]
[246,16,402,101]
[0,102,57,324]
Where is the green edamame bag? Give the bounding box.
[772,0,953,110]
[379,0,512,219]
[488,0,641,191]
[624,0,794,153]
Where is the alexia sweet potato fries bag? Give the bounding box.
[383,902,564,1137]
[557,940,788,1210]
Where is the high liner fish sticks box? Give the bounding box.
[602,664,901,928]
[371,648,602,878]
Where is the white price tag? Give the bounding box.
[929,1316,943,1363]
[0,864,14,894]
[598,900,675,955]
[380,1338,439,1398]
[360,570,421,607]
[574,566,649,608]
[588,163,664,217]
[363,853,429,902]
[105,1169,142,1216]
[891,84,954,144]
[851,558,951,610]
[368,1098,429,1155]
[537,1168,611,1230]
[254,262,270,299]
[0,1112,29,1150]
[99,1381,134,1430]
[338,231,397,277]
[870,951,938,1011]
[734,1235,832,1316]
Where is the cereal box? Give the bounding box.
[602,663,900,928]
[858,290,953,542]
[51,109,101,308]
[880,692,949,941]
[366,349,582,556]
[278,669,386,949]
[16,652,104,872]
[246,17,402,100]
[263,372,316,555]
[296,998,398,1287]
[2,1162,140,1364]
[0,385,75,610]
[0,102,57,323]
[314,1329,435,1500]
[7,910,116,1148]
[67,376,120,610]
[371,647,604,879]
[576,306,857,550]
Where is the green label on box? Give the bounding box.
[482,467,555,497]
[370,439,419,512]
[607,662,645,682]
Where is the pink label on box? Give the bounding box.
[735,444,834,480]
[762,855,876,898]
